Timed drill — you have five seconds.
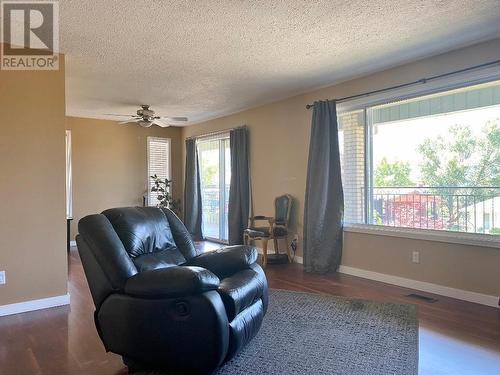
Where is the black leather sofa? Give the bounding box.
[76,207,268,373]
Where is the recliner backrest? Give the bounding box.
[77,214,139,308]
[161,208,199,260]
[101,207,199,272]
[102,207,177,258]
[78,207,200,307]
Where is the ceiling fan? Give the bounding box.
[104,105,188,128]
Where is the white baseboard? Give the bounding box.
[70,240,77,247]
[251,247,498,308]
[338,265,499,308]
[294,255,303,264]
[0,293,71,317]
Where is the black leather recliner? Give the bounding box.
[76,207,268,374]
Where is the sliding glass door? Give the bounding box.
[197,134,231,242]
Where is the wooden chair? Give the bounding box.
[243,194,292,267]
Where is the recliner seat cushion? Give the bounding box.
[133,250,186,272]
[103,207,177,258]
[217,269,265,321]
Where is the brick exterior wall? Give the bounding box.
[339,111,365,223]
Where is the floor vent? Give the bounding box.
[406,293,438,303]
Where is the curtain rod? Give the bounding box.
[305,59,500,109]
[186,125,246,140]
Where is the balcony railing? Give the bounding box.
[369,187,499,235]
[200,185,230,240]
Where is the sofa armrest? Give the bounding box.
[124,266,220,298]
[185,245,258,279]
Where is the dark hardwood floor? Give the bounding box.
[0,242,498,374]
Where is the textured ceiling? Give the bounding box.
[60,1,500,125]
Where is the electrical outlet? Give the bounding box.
[0,271,5,285]
[412,251,420,264]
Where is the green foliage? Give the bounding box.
[374,157,415,187]
[418,120,499,193]
[374,119,499,190]
[417,120,499,225]
[201,165,217,186]
[150,174,181,216]
[372,209,383,225]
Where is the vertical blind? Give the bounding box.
[147,137,171,207]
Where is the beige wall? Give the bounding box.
[182,38,500,296]
[0,51,68,305]
[66,117,183,238]
[343,232,500,296]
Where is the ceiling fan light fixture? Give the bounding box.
[138,120,153,128]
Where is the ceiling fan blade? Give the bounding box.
[119,120,139,125]
[103,114,135,117]
[161,116,188,122]
[153,119,170,128]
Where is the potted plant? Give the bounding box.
[150,174,181,216]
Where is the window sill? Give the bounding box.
[344,224,500,249]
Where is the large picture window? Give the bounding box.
[340,79,500,236]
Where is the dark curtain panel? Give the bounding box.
[228,127,250,245]
[184,138,203,240]
[303,100,344,273]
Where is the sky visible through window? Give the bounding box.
[373,104,500,185]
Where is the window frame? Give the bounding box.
[65,130,73,219]
[338,69,500,248]
[147,136,172,207]
[196,133,231,244]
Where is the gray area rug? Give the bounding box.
[140,289,418,374]
[217,289,418,375]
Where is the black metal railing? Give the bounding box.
[200,185,230,240]
[368,186,499,235]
